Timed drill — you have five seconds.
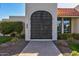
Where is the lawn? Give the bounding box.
[68,42,79,52]
[68,41,79,56]
[0,36,12,44]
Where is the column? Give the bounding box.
[62,17,64,34]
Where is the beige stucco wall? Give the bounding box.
[7,16,25,22]
[25,3,57,41]
[71,17,79,33]
[2,19,9,21]
[2,16,25,23]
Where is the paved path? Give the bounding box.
[19,41,63,56]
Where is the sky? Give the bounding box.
[58,3,79,8]
[0,3,25,20]
[0,3,79,20]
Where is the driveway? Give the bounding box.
[19,41,63,56]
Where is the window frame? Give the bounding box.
[63,17,71,33]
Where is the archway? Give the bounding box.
[31,11,52,39]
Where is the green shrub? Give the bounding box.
[10,32,20,38]
[71,51,79,56]
[0,22,14,34]
[10,37,17,42]
[72,33,79,40]
[69,42,79,52]
[20,34,25,39]
[67,33,74,41]
[14,22,23,34]
[58,33,79,40]
[0,36,12,44]
[10,33,16,37]
[0,22,23,37]
[58,33,72,40]
[67,37,74,42]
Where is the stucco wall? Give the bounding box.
[25,3,57,41]
[71,17,79,33]
[76,18,79,33]
[9,16,25,22]
[2,16,25,22]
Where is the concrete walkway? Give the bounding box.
[19,41,63,56]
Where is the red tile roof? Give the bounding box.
[57,8,79,17]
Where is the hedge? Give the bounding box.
[0,22,23,35]
[58,33,79,40]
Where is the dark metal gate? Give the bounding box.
[31,11,52,39]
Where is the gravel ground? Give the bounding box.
[0,39,29,56]
[54,40,72,56]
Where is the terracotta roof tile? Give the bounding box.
[57,8,79,16]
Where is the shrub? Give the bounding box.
[10,33,16,37]
[0,36,12,44]
[20,34,25,39]
[10,32,20,38]
[0,22,23,37]
[13,22,23,34]
[58,33,72,40]
[67,33,74,41]
[72,33,79,40]
[71,51,79,56]
[10,37,17,42]
[0,22,14,34]
[58,33,79,40]
[67,36,74,42]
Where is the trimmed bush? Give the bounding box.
[13,22,23,34]
[58,33,79,40]
[0,22,23,36]
[58,33,71,40]
[72,33,79,40]
[0,22,14,34]
[0,36,12,44]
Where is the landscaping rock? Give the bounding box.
[54,40,73,56]
[0,39,29,56]
[0,33,3,36]
[0,42,16,47]
[64,53,71,56]
[74,40,79,44]
[6,42,16,46]
[5,34,10,36]
[58,40,68,47]
[0,43,9,47]
[0,53,9,56]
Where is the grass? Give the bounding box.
[0,36,12,44]
[68,42,79,52]
[68,41,79,56]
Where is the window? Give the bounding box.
[64,18,71,33]
[57,17,62,33]
[57,17,71,33]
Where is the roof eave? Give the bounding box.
[58,16,79,17]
